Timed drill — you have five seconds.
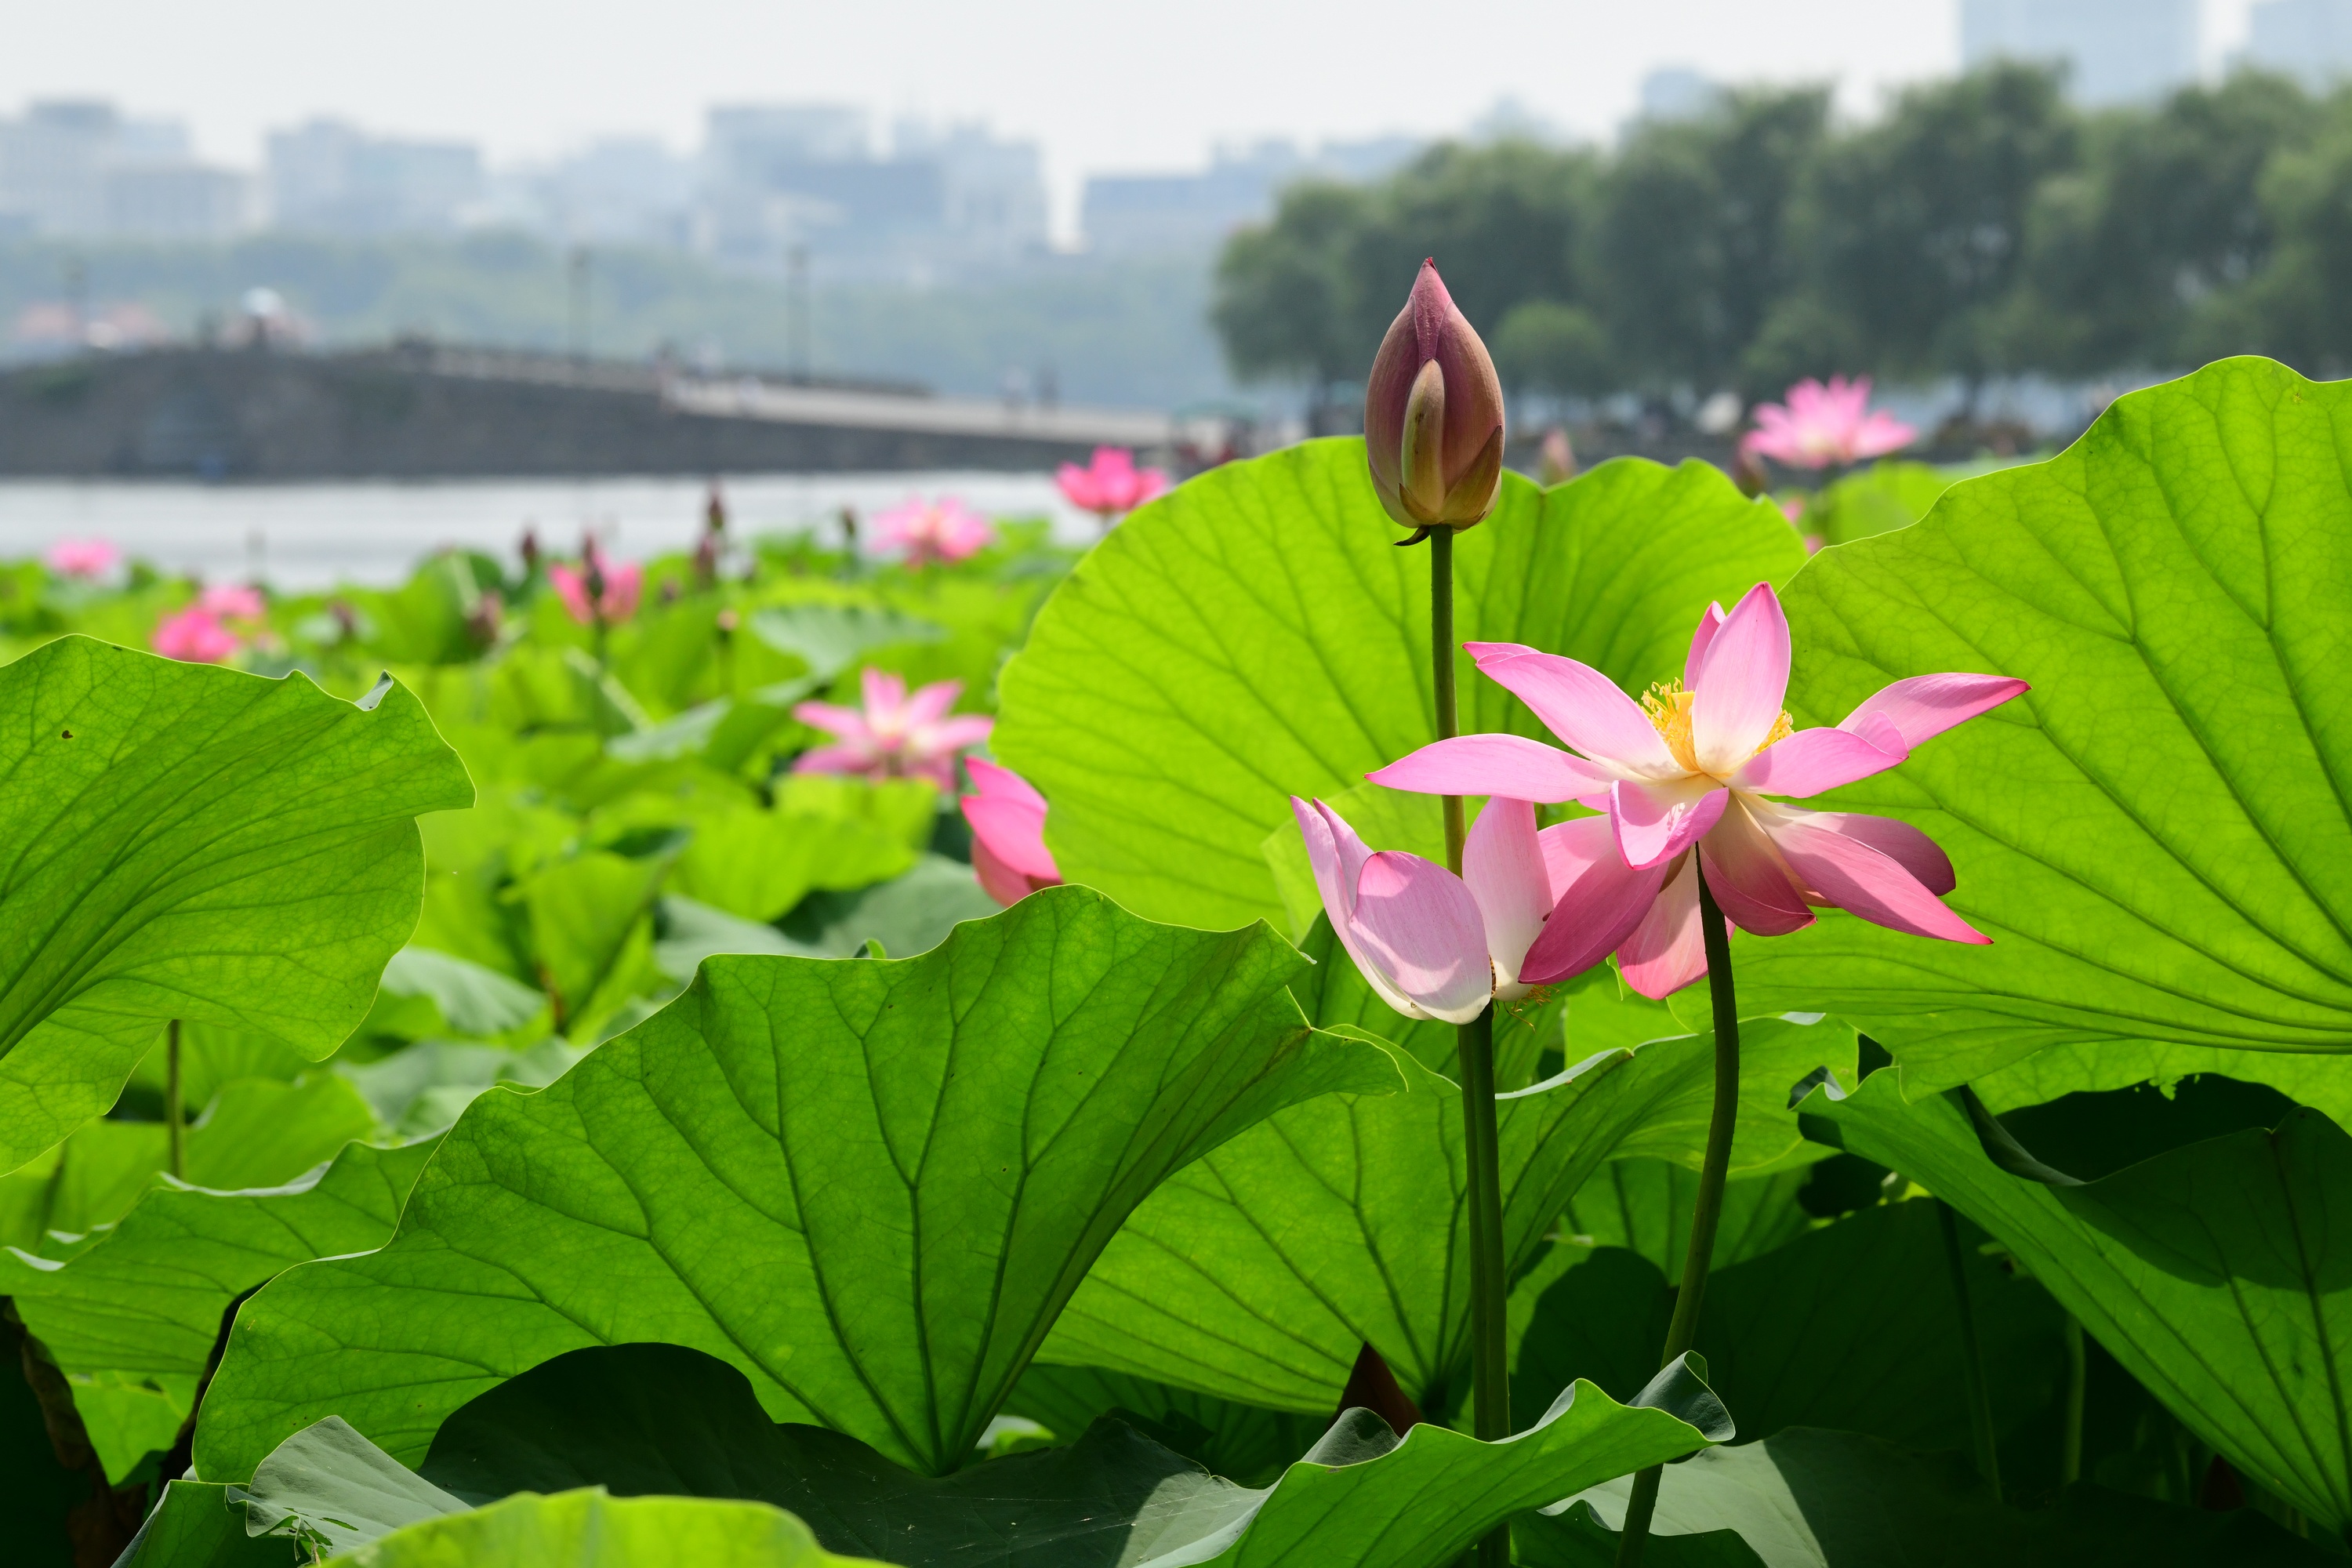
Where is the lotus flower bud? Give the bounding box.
[1365,260,1505,535]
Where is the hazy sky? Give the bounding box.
[0,1,2278,224]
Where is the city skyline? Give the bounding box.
[0,0,2303,240]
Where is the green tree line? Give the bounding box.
[1214,62,2352,408]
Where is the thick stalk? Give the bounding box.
[1430,528,1464,874]
[1939,1198,2003,1500]
[165,1018,185,1181]
[1615,868,1741,1568]
[2062,1314,2086,1487]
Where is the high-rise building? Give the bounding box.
[1960,0,2199,105]
[1080,136,1421,259]
[265,119,483,235]
[2243,0,2352,88]
[0,100,227,237]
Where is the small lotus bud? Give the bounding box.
[1365,260,1505,535]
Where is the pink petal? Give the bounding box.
[971,832,1040,906]
[1475,652,1682,778]
[917,714,996,756]
[966,757,1046,809]
[1294,797,1370,929]
[1729,728,1904,797]
[1683,602,1726,689]
[1518,816,1671,985]
[1616,855,1708,998]
[904,678,967,728]
[1348,851,1494,1024]
[962,794,1058,883]
[1462,798,1552,991]
[1465,641,1543,664]
[1367,734,1617,803]
[791,745,880,776]
[791,702,875,744]
[1789,808,1955,895]
[1690,583,1791,775]
[1838,673,2028,752]
[1763,808,1987,944]
[1610,776,1729,871]
[861,667,908,717]
[1697,800,1813,937]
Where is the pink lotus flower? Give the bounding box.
[548,541,643,626]
[1293,794,1562,1023]
[46,538,119,579]
[198,584,266,621]
[1369,583,2025,998]
[151,608,241,665]
[961,758,1062,905]
[1742,376,1915,470]
[793,668,995,793]
[874,495,995,566]
[1056,446,1169,520]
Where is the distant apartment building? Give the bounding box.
[693,103,1047,278]
[2242,0,2352,87]
[265,119,483,235]
[1960,0,2200,105]
[1080,136,1421,258]
[0,100,249,239]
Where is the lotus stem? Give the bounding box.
[1616,868,1742,1568]
[1430,528,1465,875]
[165,1018,185,1181]
[1938,1197,2003,1501]
[2062,1314,2085,1487]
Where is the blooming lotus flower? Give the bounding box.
[1368,583,2025,998]
[1056,446,1168,520]
[1741,376,1915,470]
[875,495,995,566]
[549,541,643,626]
[1365,260,1505,535]
[46,538,119,579]
[1294,794,1569,1024]
[793,668,995,793]
[198,584,266,621]
[151,608,241,665]
[961,758,1062,906]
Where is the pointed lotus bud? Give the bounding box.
[1365,260,1505,534]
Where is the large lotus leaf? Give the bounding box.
[1562,1160,1814,1287]
[1544,1426,2332,1567]
[249,1340,1726,1568]
[1,1137,437,1386]
[1740,358,2352,1088]
[114,1480,299,1568]
[1972,1037,2352,1130]
[1809,1069,2352,1532]
[1515,1199,2064,1457]
[775,854,1004,960]
[326,1490,876,1568]
[194,888,1403,1481]
[1042,1015,1852,1414]
[995,441,1806,931]
[1000,1362,1327,1487]
[0,637,470,1171]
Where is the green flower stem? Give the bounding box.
[1940,1197,2004,1500]
[1430,527,1465,875]
[165,1018,185,1181]
[1616,868,1742,1568]
[2062,1314,2086,1487]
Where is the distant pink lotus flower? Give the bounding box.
[46,538,119,579]
[548,540,643,626]
[151,608,241,665]
[873,495,996,566]
[1370,583,2025,998]
[1056,446,1169,521]
[1742,376,1915,470]
[1293,793,1559,1023]
[961,758,1061,905]
[793,668,995,793]
[198,584,266,621]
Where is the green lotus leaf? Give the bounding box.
[1541,1426,2333,1567]
[996,441,1806,932]
[1742,358,2352,1088]
[193,888,1404,1481]
[1808,1069,2352,1533]
[114,1480,298,1568]
[328,1490,876,1567]
[0,636,470,1171]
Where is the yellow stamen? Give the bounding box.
[1642,678,1794,775]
